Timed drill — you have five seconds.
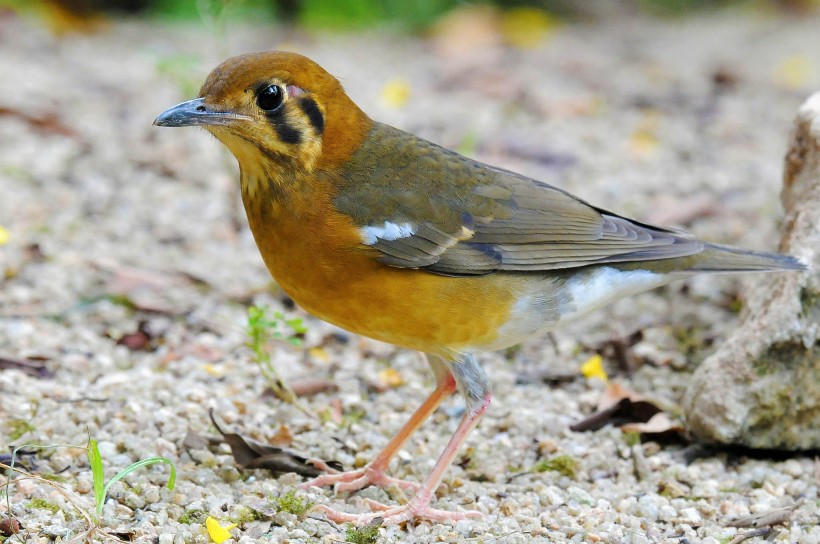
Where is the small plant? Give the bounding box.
[3,438,177,541]
[272,490,313,516]
[532,454,579,479]
[87,438,176,522]
[178,508,207,525]
[230,505,263,523]
[345,522,380,544]
[246,304,308,406]
[6,420,34,441]
[26,497,59,514]
[623,430,642,447]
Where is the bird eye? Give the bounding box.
[257,85,284,112]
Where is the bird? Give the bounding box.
[154,51,805,525]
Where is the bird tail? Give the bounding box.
[688,243,806,273]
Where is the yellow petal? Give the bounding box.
[308,347,330,362]
[203,363,224,377]
[0,226,10,246]
[580,354,608,382]
[629,110,660,156]
[500,7,559,49]
[205,516,237,544]
[378,368,404,388]
[380,78,410,109]
[774,55,815,89]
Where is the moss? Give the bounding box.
[7,420,34,441]
[744,340,820,449]
[671,324,710,359]
[27,498,59,514]
[799,287,819,319]
[178,508,206,525]
[345,523,380,544]
[231,505,263,523]
[273,490,313,516]
[532,454,579,478]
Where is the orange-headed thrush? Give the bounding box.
[155,51,805,525]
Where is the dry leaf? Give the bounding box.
[269,424,293,447]
[725,504,798,528]
[289,377,338,397]
[196,409,343,477]
[571,382,660,433]
[0,356,53,379]
[621,412,683,434]
[115,321,153,351]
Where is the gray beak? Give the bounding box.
[153,98,248,127]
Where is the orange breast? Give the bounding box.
[244,193,518,356]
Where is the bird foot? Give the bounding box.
[302,463,420,493]
[311,497,482,525]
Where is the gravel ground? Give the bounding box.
[1,9,819,543]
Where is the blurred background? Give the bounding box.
[1,2,820,540]
[3,0,820,37]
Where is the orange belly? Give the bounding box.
[245,197,518,355]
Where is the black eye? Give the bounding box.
[257,85,284,112]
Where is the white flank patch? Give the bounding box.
[360,221,416,245]
[566,267,663,317]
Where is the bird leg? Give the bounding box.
[302,355,457,493]
[311,354,490,525]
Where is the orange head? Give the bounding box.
[154,51,372,185]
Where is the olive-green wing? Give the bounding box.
[333,122,702,276]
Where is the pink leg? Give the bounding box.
[312,392,491,524]
[302,369,457,493]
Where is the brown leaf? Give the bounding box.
[181,429,221,450]
[621,412,683,434]
[598,382,643,411]
[288,378,339,397]
[725,504,798,528]
[516,370,579,387]
[0,106,79,138]
[269,424,294,447]
[203,409,343,477]
[0,356,53,379]
[727,528,778,544]
[586,330,644,374]
[571,382,661,432]
[115,323,153,351]
[571,398,662,432]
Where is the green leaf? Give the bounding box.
[87,439,106,520]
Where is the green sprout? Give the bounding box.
[246,304,308,407]
[87,438,176,522]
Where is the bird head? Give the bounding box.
[154,51,371,191]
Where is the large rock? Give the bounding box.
[683,93,820,450]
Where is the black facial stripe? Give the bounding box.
[265,110,302,145]
[299,97,324,135]
[274,120,302,144]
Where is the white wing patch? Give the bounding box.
[360,221,416,245]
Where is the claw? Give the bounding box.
[311,498,482,525]
[302,465,420,493]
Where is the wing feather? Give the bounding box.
[334,123,703,276]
